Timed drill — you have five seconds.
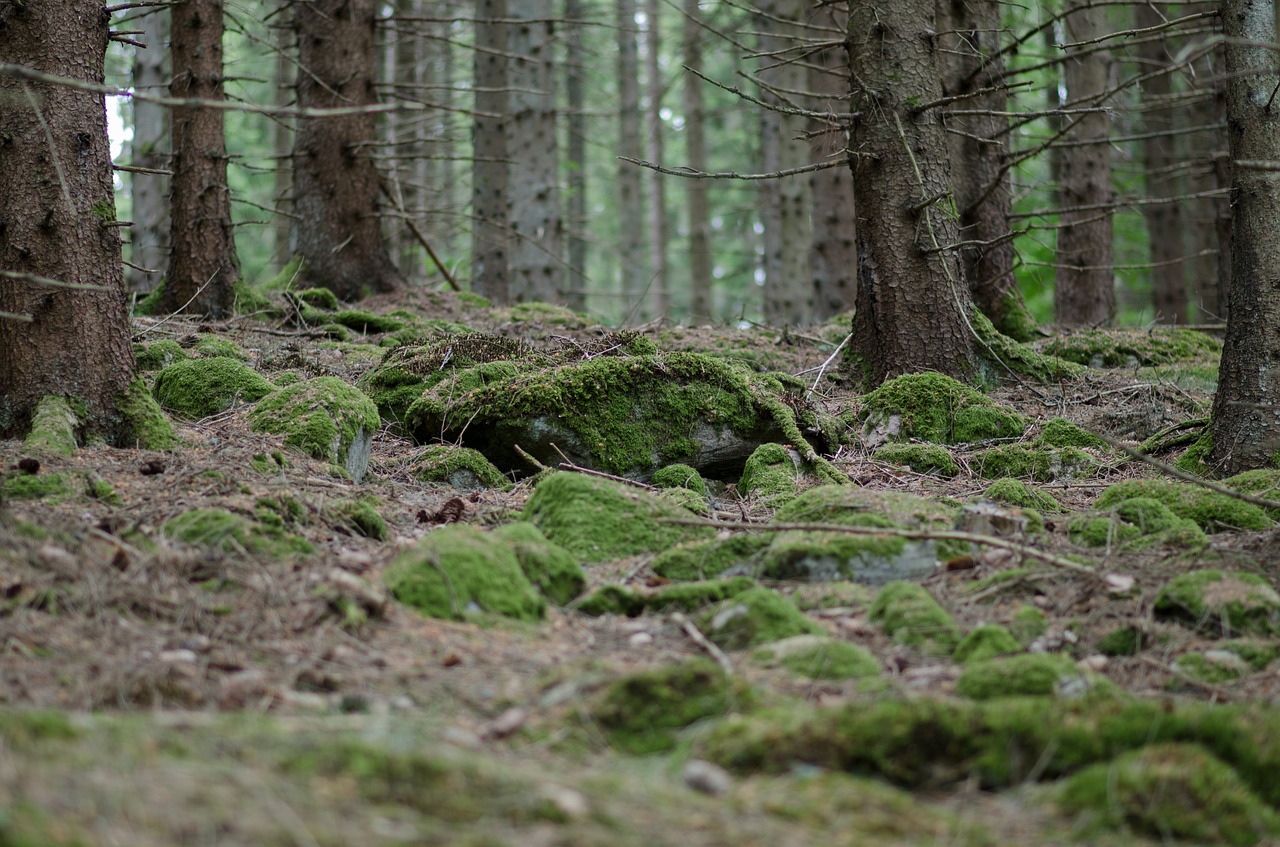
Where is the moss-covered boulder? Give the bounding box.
[955,653,1108,700]
[738,443,807,507]
[1095,478,1272,533]
[522,472,714,562]
[1040,327,1221,368]
[981,477,1063,512]
[491,522,586,606]
[133,338,189,371]
[326,498,388,540]
[970,444,1097,482]
[21,395,78,456]
[1057,744,1280,846]
[153,356,275,419]
[248,377,378,482]
[0,469,69,501]
[871,442,959,478]
[1224,469,1280,520]
[651,462,710,513]
[575,577,758,617]
[698,587,822,650]
[651,534,774,581]
[860,373,1026,445]
[868,581,960,654]
[163,507,313,557]
[384,524,545,622]
[1154,569,1280,638]
[592,659,743,754]
[1069,497,1207,551]
[408,444,510,491]
[753,635,881,680]
[1034,417,1106,449]
[952,625,1022,664]
[192,334,247,360]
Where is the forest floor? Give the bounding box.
[2,288,1279,846]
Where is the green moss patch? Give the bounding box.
[327,499,388,540]
[952,625,1022,664]
[491,522,586,606]
[248,377,379,482]
[1224,469,1280,519]
[860,372,1026,445]
[1040,327,1221,368]
[592,659,743,754]
[1034,417,1105,449]
[384,524,545,622]
[163,507,313,557]
[117,376,177,450]
[651,534,774,581]
[955,653,1107,700]
[753,635,881,680]
[871,442,959,477]
[651,462,707,496]
[738,443,806,506]
[1095,478,1273,533]
[970,444,1097,482]
[192,334,247,360]
[698,587,822,650]
[22,395,78,456]
[981,477,1063,512]
[153,356,275,419]
[972,310,1084,381]
[1069,497,1207,551]
[133,338,189,371]
[0,469,69,501]
[1154,569,1280,638]
[408,444,510,490]
[575,577,757,618]
[868,581,960,654]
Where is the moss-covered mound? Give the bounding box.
[955,653,1107,700]
[0,468,69,501]
[1154,569,1280,638]
[871,442,959,478]
[981,478,1063,512]
[1040,327,1221,368]
[522,472,714,562]
[133,338,189,372]
[860,373,1026,445]
[153,356,275,419]
[592,659,743,754]
[248,377,379,482]
[738,443,807,507]
[408,444,510,491]
[384,524,545,622]
[326,498,388,540]
[698,587,823,650]
[1224,469,1280,520]
[970,444,1097,482]
[491,522,586,606]
[1069,497,1207,551]
[868,581,960,654]
[651,534,774,581]
[574,577,757,617]
[952,625,1022,664]
[753,635,881,680]
[1034,417,1106,449]
[163,507,313,557]
[1094,478,1273,533]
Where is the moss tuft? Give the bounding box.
[248,377,379,482]
[1069,496,1207,551]
[953,625,1022,664]
[328,499,388,540]
[163,507,313,557]
[1,470,68,501]
[698,587,822,650]
[153,357,275,419]
[1034,417,1105,449]
[192,334,247,360]
[133,339,189,371]
[117,376,177,450]
[981,477,1063,512]
[651,534,774,581]
[868,581,960,654]
[651,462,707,496]
[871,442,959,477]
[971,444,1096,482]
[491,522,586,605]
[738,443,804,506]
[1095,478,1272,533]
[22,395,78,456]
[296,287,340,310]
[956,653,1108,700]
[1041,327,1221,368]
[1154,569,1280,638]
[860,372,1027,445]
[753,636,881,680]
[593,659,743,754]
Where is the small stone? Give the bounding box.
[1077,654,1109,673]
[326,568,386,614]
[683,759,732,796]
[484,707,528,739]
[540,784,590,819]
[158,649,198,665]
[628,631,654,648]
[218,669,271,709]
[1105,573,1137,596]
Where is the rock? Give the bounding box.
[249,377,379,482]
[592,659,739,754]
[153,356,275,419]
[408,444,510,491]
[952,625,1021,664]
[683,759,732,796]
[699,587,822,650]
[1154,569,1280,638]
[868,581,961,655]
[491,522,586,605]
[859,372,1026,445]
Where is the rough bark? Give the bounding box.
[0,0,136,439]
[808,17,857,323]
[846,0,977,385]
[565,0,589,312]
[392,0,424,276]
[1210,0,1280,474]
[128,7,169,294]
[1054,0,1114,326]
[272,18,295,271]
[617,0,648,320]
[164,0,239,316]
[293,0,403,300]
[645,0,670,317]
[1185,15,1230,322]
[683,0,713,324]
[471,0,510,303]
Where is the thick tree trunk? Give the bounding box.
[565,0,589,312]
[645,0,670,318]
[684,0,713,324]
[293,0,403,300]
[1054,0,1114,326]
[808,16,857,324]
[846,0,977,385]
[165,0,239,317]
[128,8,169,294]
[272,21,296,271]
[1211,0,1280,474]
[0,0,136,439]
[617,0,648,320]
[471,0,510,303]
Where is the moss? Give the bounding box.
[871,442,959,477]
[456,290,491,309]
[22,395,78,456]
[248,377,379,481]
[117,376,177,450]
[1097,626,1148,656]
[981,477,1063,512]
[492,301,588,327]
[1154,569,1280,638]
[88,476,124,507]
[759,523,936,585]
[593,659,742,754]
[868,581,961,654]
[1010,604,1049,645]
[1173,651,1251,684]
[384,524,545,622]
[986,289,1040,343]
[491,522,586,606]
[133,338,189,371]
[698,587,823,650]
[1175,427,1215,476]
[192,334,246,360]
[1041,327,1221,368]
[953,625,1022,664]
[1069,497,1207,551]
[860,372,1027,445]
[132,283,164,316]
[153,356,275,419]
[574,584,645,617]
[250,451,288,474]
[328,499,388,540]
[753,636,881,680]
[956,653,1109,700]
[651,462,707,496]
[319,323,350,342]
[409,444,510,490]
[1095,478,1273,532]
[0,470,68,501]
[644,576,757,613]
[329,309,406,335]
[523,472,714,562]
[971,444,1096,482]
[1224,468,1280,519]
[1034,417,1105,449]
[257,256,305,291]
[296,287,340,310]
[163,507,313,557]
[738,443,804,506]
[651,534,774,581]
[231,279,274,314]
[1058,744,1280,846]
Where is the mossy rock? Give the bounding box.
[1173,651,1253,685]
[981,477,1063,512]
[574,584,645,617]
[117,377,177,450]
[491,522,586,606]
[698,587,823,650]
[1034,417,1106,449]
[1154,569,1280,638]
[192,334,247,360]
[1040,327,1221,368]
[248,377,379,482]
[592,659,742,754]
[522,472,714,563]
[753,635,881,680]
[871,442,959,478]
[955,653,1108,700]
[133,338,189,371]
[644,576,758,614]
[296,287,339,310]
[22,395,78,456]
[868,581,960,654]
[1068,497,1207,551]
[1057,743,1280,846]
[970,444,1097,482]
[1010,604,1049,645]
[163,507,313,557]
[408,444,510,491]
[327,499,388,540]
[153,356,275,419]
[0,469,69,502]
[738,443,806,507]
[651,462,709,511]
[1224,468,1280,520]
[1097,625,1148,657]
[328,309,406,335]
[859,372,1026,445]
[384,524,545,622]
[952,625,1022,664]
[1095,478,1273,533]
[651,534,774,581]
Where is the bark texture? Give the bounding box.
[564,0,588,312]
[272,20,295,271]
[128,7,169,294]
[1186,14,1230,322]
[846,0,977,385]
[683,0,713,324]
[293,0,403,300]
[0,0,136,439]
[471,0,510,302]
[808,17,857,323]
[1211,0,1280,473]
[165,0,239,316]
[616,0,648,320]
[645,0,670,317]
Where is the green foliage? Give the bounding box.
[133,339,189,371]
[1034,417,1105,449]
[1069,496,1207,551]
[328,499,388,540]
[651,463,707,496]
[738,443,803,506]
[970,444,1096,482]
[0,470,68,502]
[754,637,881,680]
[1041,328,1222,368]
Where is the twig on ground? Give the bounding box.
[672,612,734,675]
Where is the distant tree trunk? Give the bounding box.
[1211,0,1280,474]
[164,0,239,316]
[846,0,977,385]
[564,0,589,312]
[937,0,1028,339]
[293,0,404,300]
[617,0,648,320]
[272,19,296,271]
[1135,2,1187,325]
[393,0,424,277]
[1186,16,1230,322]
[683,0,713,324]
[758,0,813,326]
[128,8,169,294]
[508,0,564,303]
[808,17,857,323]
[0,0,136,440]
[1054,0,1114,326]
[471,0,510,303]
[645,0,670,318]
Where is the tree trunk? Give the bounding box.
[128,8,169,294]
[683,0,713,324]
[508,0,564,303]
[846,0,977,385]
[1135,2,1187,325]
[1210,0,1280,474]
[758,0,813,326]
[272,20,296,271]
[392,0,424,277]
[293,0,403,300]
[165,0,239,316]
[565,0,589,312]
[1185,14,1230,322]
[0,0,136,440]
[1054,0,1114,326]
[617,0,648,321]
[471,0,510,303]
[645,0,670,318]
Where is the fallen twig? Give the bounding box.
[672,612,734,675]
